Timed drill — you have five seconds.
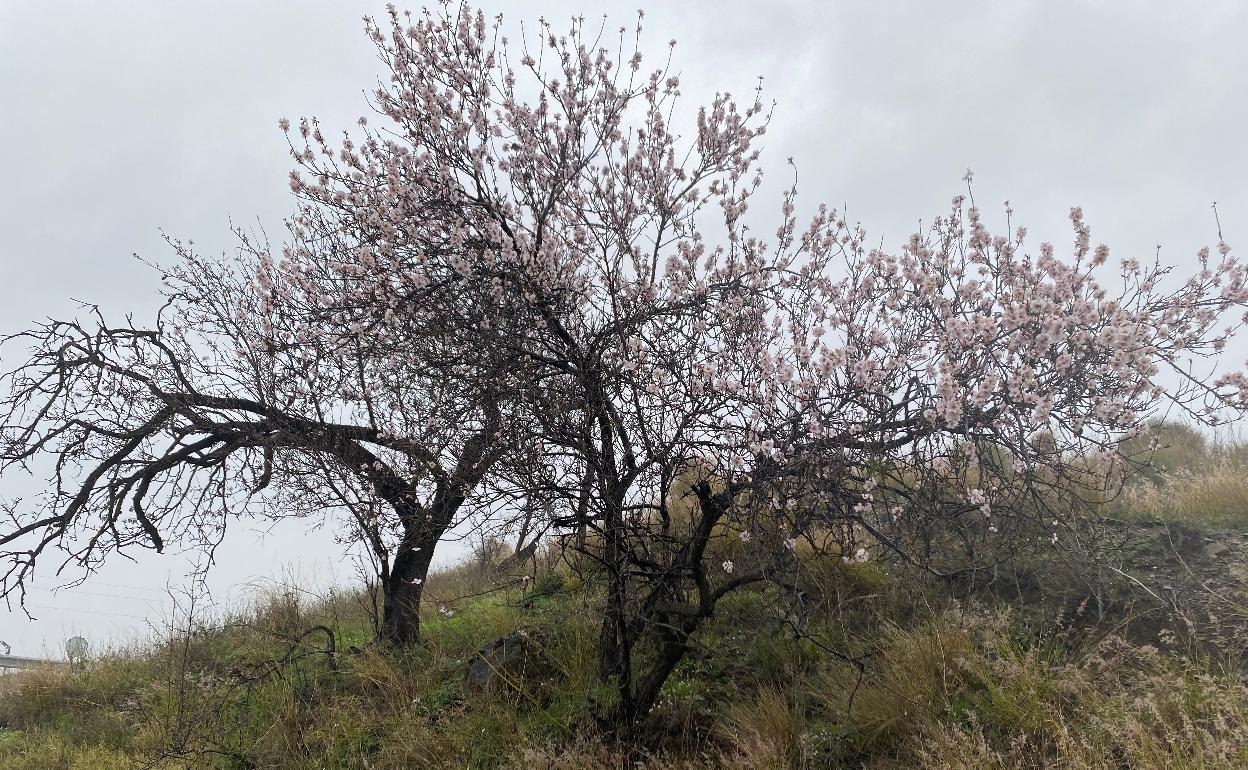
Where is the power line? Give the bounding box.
[33,580,189,595]
[24,604,152,621]
[29,588,172,605]
[65,580,179,595]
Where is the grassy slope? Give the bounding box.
[3,432,1248,768]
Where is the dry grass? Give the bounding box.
[1113,460,1248,528]
[722,687,804,769]
[784,611,1248,769]
[1066,418,1248,528]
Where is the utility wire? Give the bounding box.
[29,588,173,605]
[53,580,181,595]
[24,604,151,621]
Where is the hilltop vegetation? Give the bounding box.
[2,425,1247,769]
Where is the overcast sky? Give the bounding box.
[2,1,1246,657]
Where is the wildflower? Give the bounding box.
[722,560,734,574]
[784,537,797,550]
[738,530,751,542]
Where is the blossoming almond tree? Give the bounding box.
[272,2,1248,723]
[271,4,830,719]
[4,0,1246,728]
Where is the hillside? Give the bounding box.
[1,498,1246,768]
